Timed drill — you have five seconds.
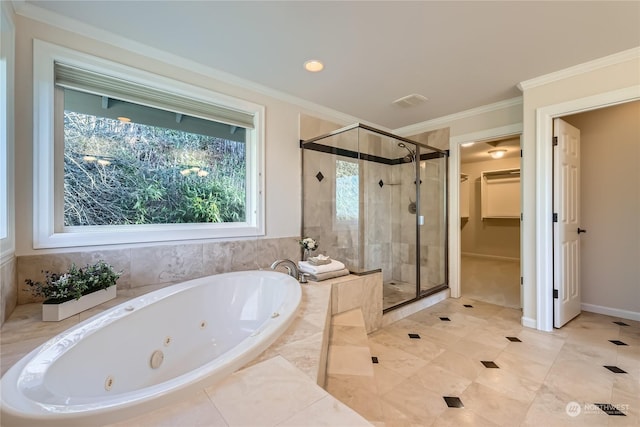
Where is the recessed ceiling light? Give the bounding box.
[488,149,507,159]
[461,142,475,148]
[304,60,324,72]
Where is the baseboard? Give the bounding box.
[581,303,640,322]
[461,252,520,263]
[521,316,537,329]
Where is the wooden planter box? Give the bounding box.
[42,285,117,322]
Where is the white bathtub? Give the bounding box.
[0,270,301,426]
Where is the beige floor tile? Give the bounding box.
[205,356,327,426]
[327,345,374,376]
[371,363,411,395]
[333,309,366,327]
[431,408,499,427]
[428,350,484,382]
[412,364,472,396]
[380,377,448,425]
[492,350,552,384]
[105,390,228,427]
[444,338,503,362]
[325,374,384,423]
[521,384,611,427]
[276,395,372,426]
[330,324,370,347]
[459,382,529,427]
[545,358,615,402]
[367,339,430,378]
[474,367,542,404]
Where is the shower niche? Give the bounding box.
[301,123,448,312]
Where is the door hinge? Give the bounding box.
[553,213,558,222]
[553,289,558,299]
[520,213,523,221]
[520,277,523,285]
[520,149,523,157]
[553,136,558,146]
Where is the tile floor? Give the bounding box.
[326,298,639,426]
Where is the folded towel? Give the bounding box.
[308,255,332,266]
[307,268,350,282]
[298,259,346,275]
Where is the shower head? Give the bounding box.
[397,142,416,162]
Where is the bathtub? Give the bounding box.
[0,270,301,426]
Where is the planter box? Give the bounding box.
[42,285,117,322]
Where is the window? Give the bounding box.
[335,159,359,222]
[33,41,265,248]
[0,4,15,260]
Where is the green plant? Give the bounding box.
[25,261,121,304]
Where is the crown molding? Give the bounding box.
[12,1,372,129]
[518,46,640,91]
[394,96,523,136]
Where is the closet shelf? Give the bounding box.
[481,168,520,219]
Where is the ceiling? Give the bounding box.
[460,136,520,164]
[19,1,640,130]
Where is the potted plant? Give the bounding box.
[25,260,121,321]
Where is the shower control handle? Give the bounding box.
[577,228,587,234]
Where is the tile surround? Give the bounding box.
[15,237,300,306]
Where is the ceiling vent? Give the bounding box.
[392,93,429,108]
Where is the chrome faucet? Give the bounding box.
[270,259,305,282]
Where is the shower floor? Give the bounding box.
[383,280,415,310]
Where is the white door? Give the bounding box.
[553,118,582,328]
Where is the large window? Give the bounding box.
[0,3,14,260]
[34,41,264,248]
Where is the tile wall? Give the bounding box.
[0,256,17,325]
[16,237,300,305]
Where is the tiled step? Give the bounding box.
[325,308,383,424]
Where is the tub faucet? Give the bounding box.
[270,259,301,282]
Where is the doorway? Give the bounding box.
[552,101,640,327]
[535,88,640,331]
[459,136,522,308]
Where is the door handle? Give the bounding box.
[577,228,587,234]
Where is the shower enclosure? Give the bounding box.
[301,123,448,312]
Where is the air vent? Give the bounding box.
[392,93,428,108]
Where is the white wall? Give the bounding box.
[563,101,640,315]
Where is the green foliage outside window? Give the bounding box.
[63,112,246,226]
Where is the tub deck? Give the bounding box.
[0,274,377,426]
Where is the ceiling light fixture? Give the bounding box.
[488,149,507,159]
[304,60,324,72]
[460,142,475,148]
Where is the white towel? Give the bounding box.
[298,259,346,275]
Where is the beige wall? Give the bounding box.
[563,101,640,314]
[8,16,361,315]
[460,157,520,259]
[520,52,640,326]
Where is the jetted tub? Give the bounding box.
[0,270,301,426]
